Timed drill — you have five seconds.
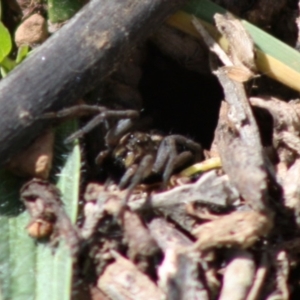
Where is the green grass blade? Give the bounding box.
[0,171,34,300]
[0,21,12,63]
[184,0,225,23]
[15,45,29,65]
[0,120,80,300]
[167,0,300,92]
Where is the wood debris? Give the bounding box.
[7,1,300,299]
[192,210,273,250]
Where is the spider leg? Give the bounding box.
[105,118,136,147]
[122,154,154,204]
[162,135,203,163]
[168,135,203,160]
[153,135,203,186]
[162,151,193,185]
[42,104,107,119]
[65,109,139,143]
[95,149,110,165]
[119,164,139,190]
[128,154,154,189]
[152,138,176,174]
[65,113,105,143]
[105,116,153,147]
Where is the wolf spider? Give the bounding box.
[46,104,203,200]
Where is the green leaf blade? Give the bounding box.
[0,120,81,300]
[0,22,12,63]
[184,0,225,24]
[177,0,300,92]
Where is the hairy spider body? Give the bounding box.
[113,132,160,169]
[46,105,203,200]
[96,128,203,196]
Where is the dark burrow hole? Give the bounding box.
[140,43,278,151]
[140,43,223,150]
[84,42,280,184]
[84,43,223,182]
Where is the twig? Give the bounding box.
[192,13,269,212]
[219,250,256,300]
[192,17,232,67]
[246,253,269,300]
[128,170,238,211]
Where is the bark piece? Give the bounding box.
[192,15,268,212]
[83,171,238,213]
[282,158,300,225]
[246,254,269,300]
[250,97,300,172]
[148,218,194,250]
[129,170,239,211]
[273,251,290,300]
[122,210,159,268]
[215,101,268,212]
[219,250,255,300]
[98,251,164,300]
[192,210,273,250]
[149,219,209,300]
[158,250,209,300]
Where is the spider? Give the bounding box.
[45,104,203,200]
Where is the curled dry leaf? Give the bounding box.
[214,13,257,74]
[192,210,273,250]
[20,178,79,254]
[279,131,300,156]
[20,178,62,239]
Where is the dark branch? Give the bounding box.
[0,0,187,165]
